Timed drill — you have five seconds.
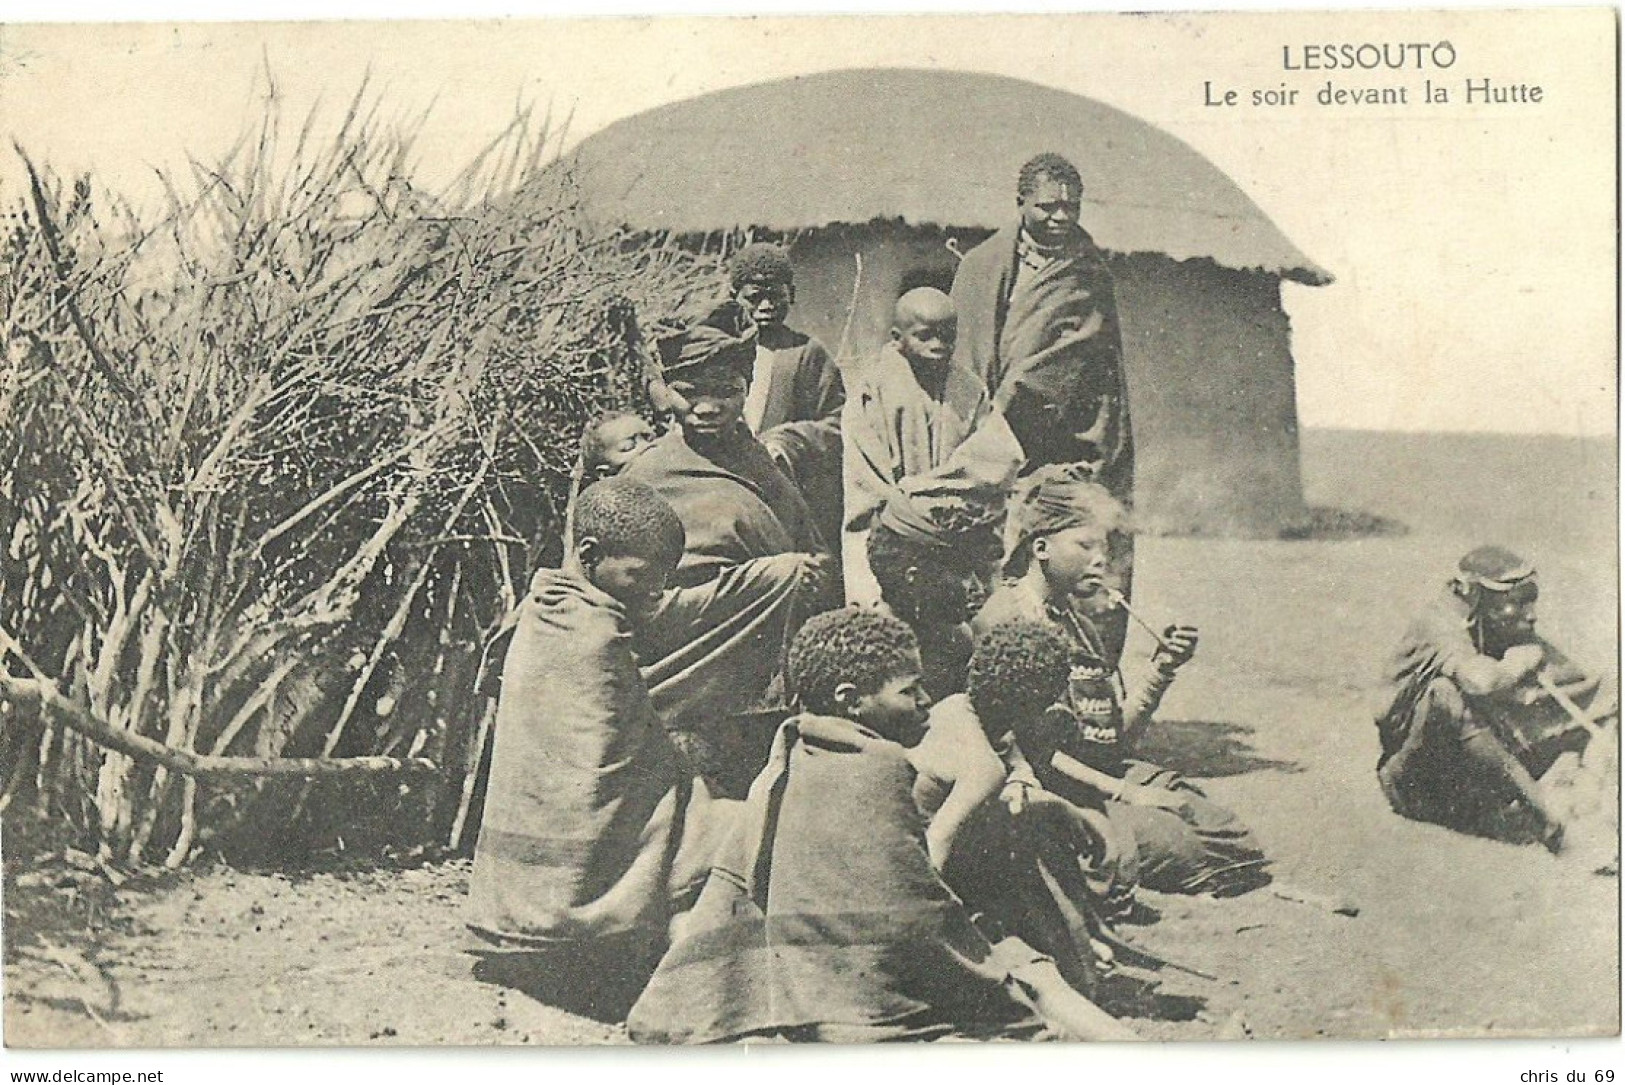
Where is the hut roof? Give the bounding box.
[568,68,1331,286]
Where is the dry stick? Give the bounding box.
[0,618,54,685]
[0,676,437,780]
[46,372,169,591]
[110,587,166,862]
[206,656,301,759]
[1270,881,1360,918]
[162,775,199,870]
[313,518,431,760]
[285,447,488,820]
[28,633,84,821]
[1536,671,1606,739]
[0,673,44,815]
[211,452,434,692]
[0,612,87,824]
[247,425,440,559]
[484,496,518,618]
[82,566,139,719]
[448,699,497,853]
[0,750,34,816]
[830,252,865,370]
[15,147,148,419]
[320,430,492,764]
[126,678,199,867]
[131,597,215,866]
[448,503,514,850]
[415,558,463,759]
[34,718,58,818]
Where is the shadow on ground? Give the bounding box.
[471,946,652,1025]
[1134,720,1302,778]
[1095,970,1206,1023]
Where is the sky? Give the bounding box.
[0,6,1615,437]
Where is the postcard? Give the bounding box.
[0,7,1615,1059]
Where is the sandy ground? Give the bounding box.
[3,430,1618,1046]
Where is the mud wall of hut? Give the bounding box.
[788,222,970,374]
[784,226,1307,538]
[1112,253,1307,537]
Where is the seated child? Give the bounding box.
[843,287,991,604]
[952,620,1143,974]
[484,403,832,802]
[975,465,1269,898]
[864,481,1003,700]
[1376,545,1618,857]
[466,479,726,1006]
[910,619,1130,1001]
[628,607,1132,1043]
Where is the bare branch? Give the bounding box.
[1,676,437,780]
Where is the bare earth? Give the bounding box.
[4,429,1618,1046]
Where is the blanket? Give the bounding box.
[626,715,1046,1043]
[466,570,721,960]
[950,223,1132,494]
[624,428,822,588]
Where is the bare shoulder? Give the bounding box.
[915,694,1000,778]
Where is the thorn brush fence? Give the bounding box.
[0,87,723,868]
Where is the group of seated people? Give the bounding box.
[464,238,1279,1041]
[464,236,1616,1042]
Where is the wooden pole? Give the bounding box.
[1536,671,1606,739]
[0,676,437,780]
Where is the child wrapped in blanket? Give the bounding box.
[628,607,1134,1043]
[466,479,727,1012]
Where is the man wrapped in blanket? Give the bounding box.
[950,152,1134,664]
[1375,545,1618,858]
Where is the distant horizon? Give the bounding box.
[1298,424,1616,441]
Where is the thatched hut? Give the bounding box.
[569,68,1331,536]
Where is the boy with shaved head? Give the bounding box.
[842,287,992,605]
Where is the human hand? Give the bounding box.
[1000,780,1031,817]
[1153,625,1199,671]
[1124,785,1193,820]
[1002,781,1068,818]
[1503,642,1545,680]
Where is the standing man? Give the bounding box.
[951,153,1133,661]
